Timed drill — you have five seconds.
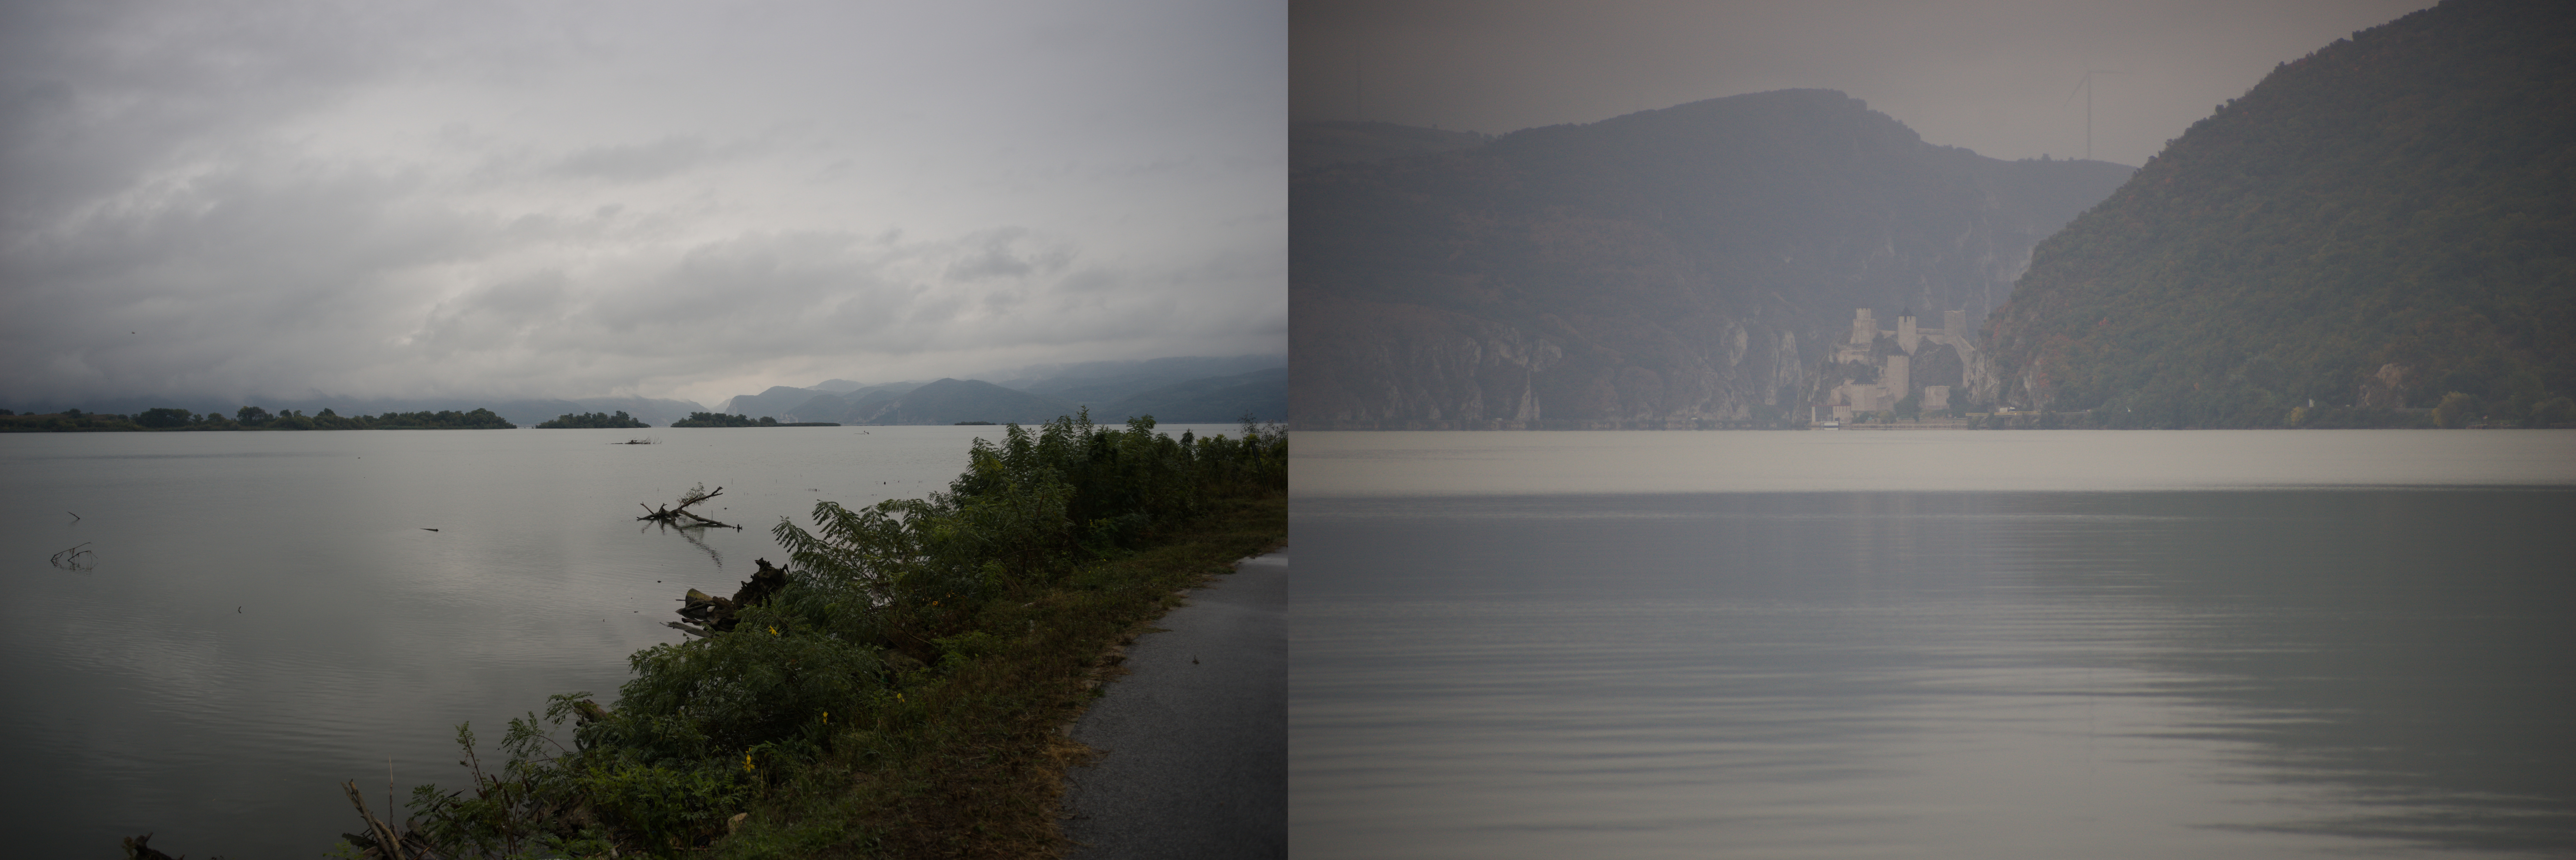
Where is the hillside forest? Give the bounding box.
[1984,0,2575,429]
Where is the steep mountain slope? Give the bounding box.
[819,378,1076,425]
[1291,121,1489,173]
[782,382,923,423]
[1986,0,2575,427]
[1291,88,2133,428]
[1096,367,1288,424]
[715,386,828,421]
[1000,355,1285,404]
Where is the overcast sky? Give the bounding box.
[1,0,1282,407]
[1293,0,2436,166]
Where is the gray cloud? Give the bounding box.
[1,0,1282,407]
[551,137,715,181]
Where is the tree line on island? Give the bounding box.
[665,412,841,428]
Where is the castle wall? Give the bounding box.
[1885,354,1910,403]
[1847,384,1878,412]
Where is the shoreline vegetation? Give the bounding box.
[3,406,515,432]
[317,411,1286,859]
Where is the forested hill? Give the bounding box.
[1985,0,2576,427]
[1292,88,2133,428]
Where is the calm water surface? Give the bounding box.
[1292,431,2576,859]
[1,424,1237,857]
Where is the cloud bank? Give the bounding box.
[2,0,1284,406]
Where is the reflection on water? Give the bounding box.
[1292,490,2576,859]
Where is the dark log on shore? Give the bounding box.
[671,558,791,634]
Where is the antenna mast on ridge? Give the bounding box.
[1353,37,1365,121]
[2062,68,2126,160]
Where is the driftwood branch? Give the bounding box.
[51,542,94,571]
[635,483,739,530]
[341,780,408,860]
[120,833,178,860]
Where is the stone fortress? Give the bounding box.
[1819,308,1982,422]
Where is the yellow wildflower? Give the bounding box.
[744,752,754,772]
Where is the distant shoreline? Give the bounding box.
[0,409,518,432]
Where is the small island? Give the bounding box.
[533,410,651,429]
[665,411,840,428]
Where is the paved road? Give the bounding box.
[1063,549,1287,860]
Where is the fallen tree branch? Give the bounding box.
[120,833,177,860]
[51,543,93,571]
[634,483,740,529]
[340,780,408,860]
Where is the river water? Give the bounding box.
[1291,430,2576,859]
[0,423,1239,858]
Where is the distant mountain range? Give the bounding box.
[705,355,1288,426]
[1291,90,2134,428]
[6,354,1285,428]
[1291,120,1490,173]
[0,394,711,429]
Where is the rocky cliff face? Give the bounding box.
[1290,89,2132,428]
[1294,288,1810,427]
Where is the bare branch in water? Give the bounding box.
[50,543,93,571]
[635,482,740,529]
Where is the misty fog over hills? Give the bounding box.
[1291,88,2133,428]
[708,354,1289,427]
[3,354,1285,429]
[1290,121,1490,172]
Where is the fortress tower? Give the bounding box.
[1897,314,1920,353]
[1850,308,1877,346]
